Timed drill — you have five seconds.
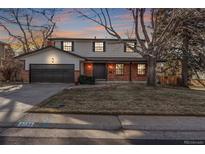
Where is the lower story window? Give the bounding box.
[137,64,146,75]
[116,64,124,75]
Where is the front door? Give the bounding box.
[93,63,107,79]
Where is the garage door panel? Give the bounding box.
[30,64,74,83]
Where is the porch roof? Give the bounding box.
[85,57,147,62]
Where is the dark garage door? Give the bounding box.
[30,64,74,83]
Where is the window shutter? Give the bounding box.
[92,42,95,52]
[72,41,74,51]
[124,42,127,52]
[103,42,106,52]
[134,42,137,52]
[61,41,63,50]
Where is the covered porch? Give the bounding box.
[81,57,148,82]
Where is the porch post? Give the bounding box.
[129,62,132,82]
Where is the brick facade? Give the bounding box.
[84,62,147,81]
[20,61,147,83]
[84,63,93,77]
[20,70,29,82]
[74,70,80,83]
[131,63,147,81]
[107,63,130,81]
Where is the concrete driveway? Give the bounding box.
[0,83,71,123]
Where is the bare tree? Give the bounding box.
[161,9,205,87]
[0,8,58,53]
[0,46,22,81]
[74,8,182,86]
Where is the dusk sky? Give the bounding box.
[0,8,134,42]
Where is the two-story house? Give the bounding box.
[16,38,148,83]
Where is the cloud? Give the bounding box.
[53,25,110,38]
[113,11,151,23]
[54,9,72,23]
[53,23,135,39]
[84,25,104,31]
[114,14,132,21]
[53,30,84,37]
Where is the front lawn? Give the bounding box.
[29,84,205,115]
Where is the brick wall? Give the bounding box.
[107,63,147,81]
[107,63,130,81]
[74,70,80,83]
[131,63,147,81]
[84,63,93,77]
[83,62,147,81]
[20,70,29,82]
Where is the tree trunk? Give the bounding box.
[181,51,189,87]
[181,34,189,87]
[147,55,157,86]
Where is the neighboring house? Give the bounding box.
[16,38,149,83]
[0,41,12,67]
[0,41,16,81]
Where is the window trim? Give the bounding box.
[62,41,74,52]
[137,63,146,76]
[124,42,137,52]
[115,64,124,75]
[93,41,105,52]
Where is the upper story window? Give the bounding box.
[63,41,73,51]
[116,64,124,75]
[125,42,136,52]
[137,64,146,75]
[93,42,105,52]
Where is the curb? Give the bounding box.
[0,122,121,130]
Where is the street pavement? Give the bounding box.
[1,128,205,144]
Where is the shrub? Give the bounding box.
[79,75,95,85]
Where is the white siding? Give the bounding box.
[55,41,61,49]
[19,48,83,70]
[54,40,142,58]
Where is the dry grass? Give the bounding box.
[30,83,205,115]
[0,82,12,87]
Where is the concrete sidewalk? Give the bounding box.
[1,113,205,141]
[2,113,205,131]
[0,114,121,130]
[119,115,205,131]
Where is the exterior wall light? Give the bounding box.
[108,64,114,70]
[51,57,55,64]
[87,64,92,70]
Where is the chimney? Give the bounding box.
[46,40,54,46]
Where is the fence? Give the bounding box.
[158,76,181,86]
[190,79,205,87]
